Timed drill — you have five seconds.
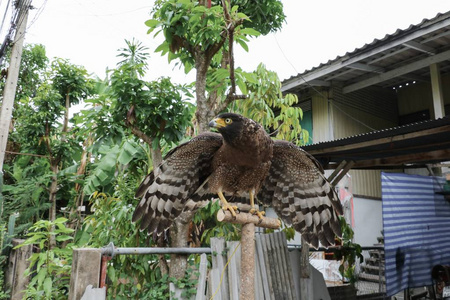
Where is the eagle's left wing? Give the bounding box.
[132,132,223,235]
[258,140,343,248]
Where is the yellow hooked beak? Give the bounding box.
[208,117,226,129]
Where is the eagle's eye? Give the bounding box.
[225,118,232,124]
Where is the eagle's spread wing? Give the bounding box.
[132,132,222,234]
[258,140,343,248]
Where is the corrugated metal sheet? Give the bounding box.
[332,86,398,122]
[282,11,450,94]
[311,93,331,142]
[304,116,450,150]
[350,169,382,198]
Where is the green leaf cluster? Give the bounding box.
[0,223,11,299]
[230,63,308,145]
[2,156,52,227]
[334,216,364,285]
[106,39,194,149]
[79,188,166,299]
[15,218,74,299]
[231,0,285,35]
[193,200,241,245]
[147,0,263,74]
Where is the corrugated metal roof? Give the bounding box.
[303,116,450,150]
[302,117,450,169]
[282,11,450,94]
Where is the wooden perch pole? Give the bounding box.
[240,222,255,300]
[217,209,281,300]
[216,210,281,229]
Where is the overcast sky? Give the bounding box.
[5,0,450,84]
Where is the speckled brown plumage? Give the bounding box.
[132,113,343,248]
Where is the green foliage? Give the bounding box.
[15,218,74,299]
[117,38,150,71]
[193,200,241,245]
[2,47,93,241]
[0,222,11,299]
[230,63,308,145]
[2,157,52,228]
[230,0,285,35]
[109,52,194,149]
[82,139,148,196]
[50,58,93,106]
[147,0,259,73]
[80,186,166,299]
[0,44,48,100]
[334,217,363,285]
[72,76,127,154]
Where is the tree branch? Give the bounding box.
[216,93,248,113]
[126,124,153,146]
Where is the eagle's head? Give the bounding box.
[208,113,246,143]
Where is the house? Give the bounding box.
[281,11,450,247]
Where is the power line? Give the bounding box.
[253,1,378,136]
[0,0,12,35]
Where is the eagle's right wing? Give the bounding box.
[258,140,343,249]
[132,132,223,235]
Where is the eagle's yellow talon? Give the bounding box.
[223,205,238,217]
[217,191,238,217]
[249,208,265,219]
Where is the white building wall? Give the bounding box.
[352,196,383,247]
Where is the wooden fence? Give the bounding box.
[70,231,333,299]
[199,231,298,300]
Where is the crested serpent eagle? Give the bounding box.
[132,113,343,248]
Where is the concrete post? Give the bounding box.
[5,239,32,300]
[0,3,28,172]
[68,248,102,300]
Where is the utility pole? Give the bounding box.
[0,1,29,222]
[0,2,29,173]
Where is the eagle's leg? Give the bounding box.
[248,190,265,219]
[218,190,238,217]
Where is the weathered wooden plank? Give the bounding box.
[266,233,281,299]
[277,232,296,299]
[210,238,228,300]
[210,268,222,300]
[256,234,274,299]
[269,233,284,298]
[195,253,208,300]
[254,249,265,300]
[226,241,241,300]
[274,232,288,299]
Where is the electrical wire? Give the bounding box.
[0,0,12,34]
[253,1,379,137]
[26,0,48,31]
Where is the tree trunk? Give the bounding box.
[169,211,195,279]
[150,144,163,170]
[195,55,217,133]
[62,91,70,133]
[48,163,59,249]
[300,237,310,300]
[168,55,217,280]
